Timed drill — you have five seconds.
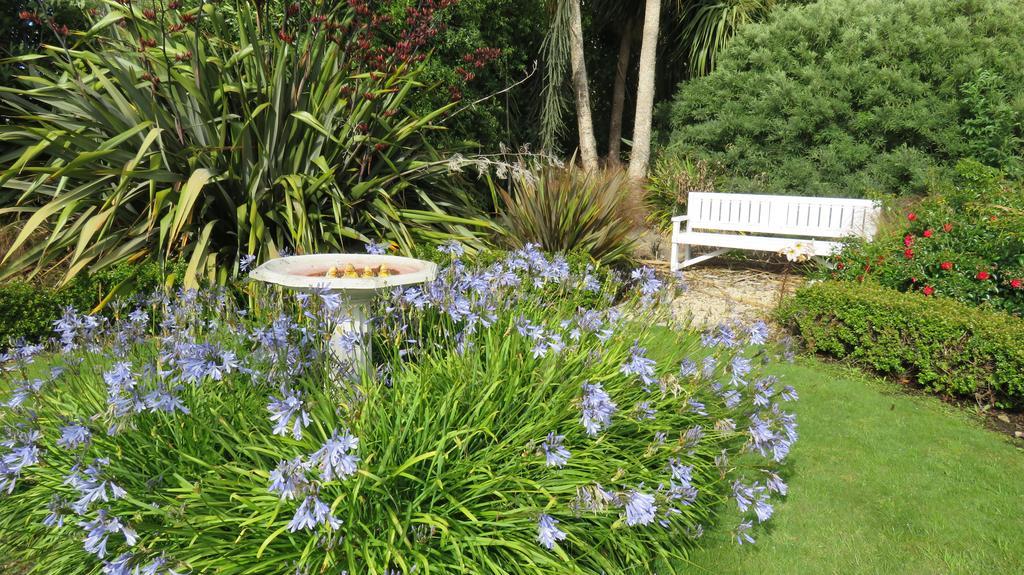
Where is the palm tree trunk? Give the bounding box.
[607,17,634,166]
[568,0,599,172]
[628,0,661,181]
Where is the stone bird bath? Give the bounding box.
[249,253,437,372]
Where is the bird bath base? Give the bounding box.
[249,254,437,373]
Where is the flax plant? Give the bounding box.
[0,0,494,287]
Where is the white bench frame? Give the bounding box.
[670,192,881,270]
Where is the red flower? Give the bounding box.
[922,285,935,296]
[990,215,998,222]
[943,223,953,232]
[923,229,934,238]
[903,248,914,259]
[837,262,845,270]
[940,261,953,271]
[903,234,914,247]
[910,277,918,284]
[907,212,917,221]
[287,3,300,16]
[976,270,990,281]
[1010,279,1023,289]
[143,8,156,20]
[278,29,294,43]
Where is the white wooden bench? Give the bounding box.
[670,192,881,270]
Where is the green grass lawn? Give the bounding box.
[680,358,1024,575]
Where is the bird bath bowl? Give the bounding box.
[249,254,437,372]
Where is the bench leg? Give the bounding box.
[681,248,730,268]
[670,242,680,271]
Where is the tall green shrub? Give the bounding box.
[663,0,1024,197]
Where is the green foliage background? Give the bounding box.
[662,0,1024,197]
[404,0,549,152]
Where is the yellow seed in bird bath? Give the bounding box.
[342,263,359,278]
[361,266,375,278]
[378,265,391,277]
[325,266,339,278]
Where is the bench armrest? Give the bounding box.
[671,215,688,237]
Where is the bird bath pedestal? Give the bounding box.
[249,254,437,373]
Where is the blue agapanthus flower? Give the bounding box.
[287,495,342,532]
[57,423,91,450]
[735,520,755,545]
[623,488,657,526]
[364,240,390,255]
[437,240,465,257]
[536,514,567,549]
[100,552,134,575]
[679,358,698,377]
[541,432,571,468]
[310,430,360,482]
[747,320,770,345]
[730,356,753,385]
[621,342,657,390]
[268,457,310,501]
[267,387,311,440]
[79,509,138,558]
[66,458,128,514]
[580,382,617,436]
[239,254,257,273]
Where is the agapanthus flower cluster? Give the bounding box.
[0,246,798,573]
[54,306,103,352]
[579,382,617,436]
[265,429,358,532]
[621,342,657,390]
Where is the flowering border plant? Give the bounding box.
[0,246,797,574]
[822,161,1024,315]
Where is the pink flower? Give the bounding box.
[940,261,953,271]
[976,270,990,281]
[922,285,934,296]
[908,212,917,221]
[903,248,914,259]
[923,229,934,238]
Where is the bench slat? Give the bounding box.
[672,232,841,256]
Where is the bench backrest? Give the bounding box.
[686,192,880,239]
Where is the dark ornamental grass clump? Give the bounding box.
[0,246,797,574]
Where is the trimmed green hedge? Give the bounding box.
[779,281,1024,407]
[0,260,183,345]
